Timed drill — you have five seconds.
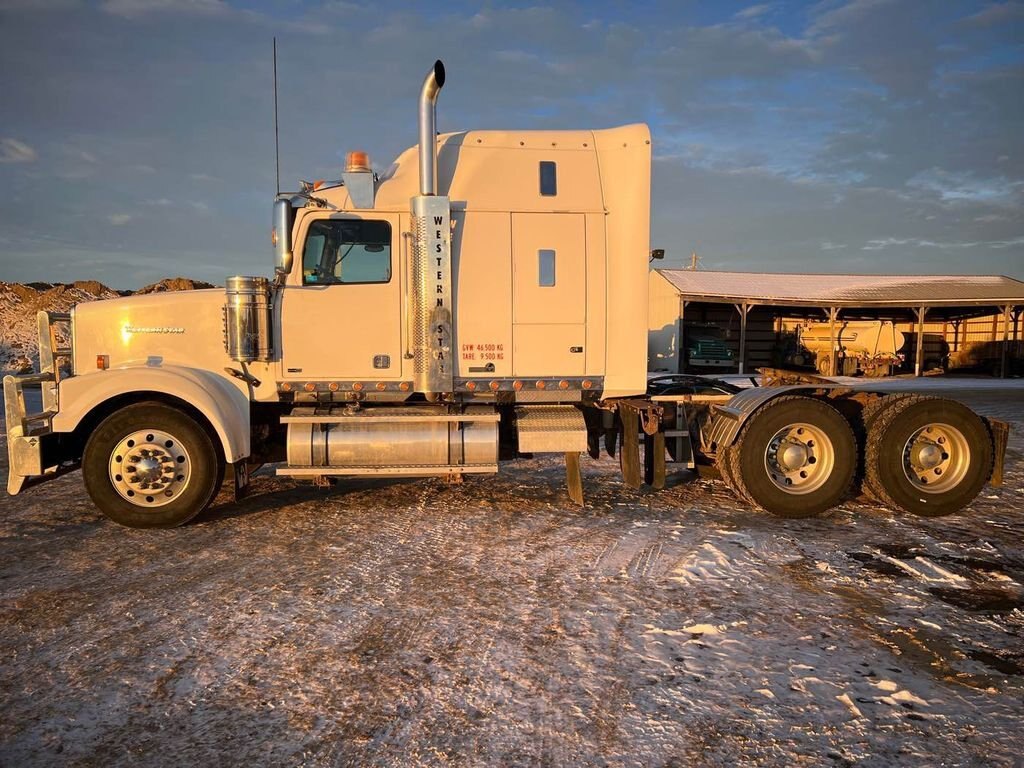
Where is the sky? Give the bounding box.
[0,0,1021,289]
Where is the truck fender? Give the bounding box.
[702,384,837,454]
[51,366,251,463]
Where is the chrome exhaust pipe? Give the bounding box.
[418,60,446,196]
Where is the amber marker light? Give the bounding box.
[536,380,546,389]
[466,381,477,391]
[489,380,500,391]
[399,382,411,392]
[304,382,316,392]
[582,380,593,390]
[346,151,371,172]
[513,380,523,391]
[376,382,386,391]
[281,382,292,392]
[352,382,364,392]
[559,380,570,389]
[328,382,339,392]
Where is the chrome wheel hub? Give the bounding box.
[764,422,835,495]
[108,429,192,507]
[779,442,809,470]
[902,423,970,494]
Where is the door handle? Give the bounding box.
[570,346,583,354]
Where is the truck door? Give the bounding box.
[511,212,586,376]
[280,212,403,380]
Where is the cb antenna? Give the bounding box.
[273,37,280,195]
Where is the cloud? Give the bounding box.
[99,0,229,18]
[860,235,1024,251]
[907,168,1023,205]
[0,0,81,9]
[107,213,133,225]
[0,1,1019,286]
[962,2,1024,26]
[736,4,774,20]
[0,138,37,163]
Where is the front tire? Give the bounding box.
[863,395,993,517]
[83,402,224,528]
[726,396,857,518]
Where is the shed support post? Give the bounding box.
[1014,308,1022,375]
[914,306,927,377]
[828,307,839,378]
[1000,305,1011,379]
[678,299,687,373]
[735,303,751,374]
[951,319,961,353]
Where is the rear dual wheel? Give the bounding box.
[863,395,992,517]
[722,396,857,518]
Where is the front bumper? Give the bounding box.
[4,311,72,495]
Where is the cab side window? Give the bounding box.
[302,219,392,285]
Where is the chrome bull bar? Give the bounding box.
[4,311,72,495]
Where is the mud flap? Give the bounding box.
[565,452,584,505]
[619,407,642,489]
[988,418,1009,487]
[603,409,619,459]
[232,460,252,502]
[615,400,664,491]
[644,431,666,490]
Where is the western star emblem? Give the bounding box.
[123,326,185,334]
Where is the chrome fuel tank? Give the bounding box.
[285,405,498,468]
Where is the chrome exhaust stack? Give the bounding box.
[410,60,452,397]
[418,60,446,196]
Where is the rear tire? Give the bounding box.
[863,395,992,517]
[83,402,223,528]
[857,394,913,502]
[726,396,857,518]
[718,443,753,506]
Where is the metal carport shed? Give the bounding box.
[648,271,1024,377]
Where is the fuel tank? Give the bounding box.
[286,405,498,468]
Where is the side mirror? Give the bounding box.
[273,197,294,276]
[649,248,665,261]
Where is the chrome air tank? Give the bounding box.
[223,276,273,362]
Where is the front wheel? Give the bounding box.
[863,395,993,517]
[726,396,857,518]
[83,402,224,528]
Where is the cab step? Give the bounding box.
[276,463,497,478]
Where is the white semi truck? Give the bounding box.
[4,61,1008,527]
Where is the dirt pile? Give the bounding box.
[0,279,215,373]
[136,277,216,294]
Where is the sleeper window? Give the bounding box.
[539,161,557,196]
[302,219,391,285]
[538,249,556,286]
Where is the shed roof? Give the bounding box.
[655,270,1024,309]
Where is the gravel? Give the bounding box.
[1,382,1022,766]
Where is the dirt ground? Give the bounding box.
[1,382,1022,767]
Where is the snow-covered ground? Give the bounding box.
[1,382,1022,766]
